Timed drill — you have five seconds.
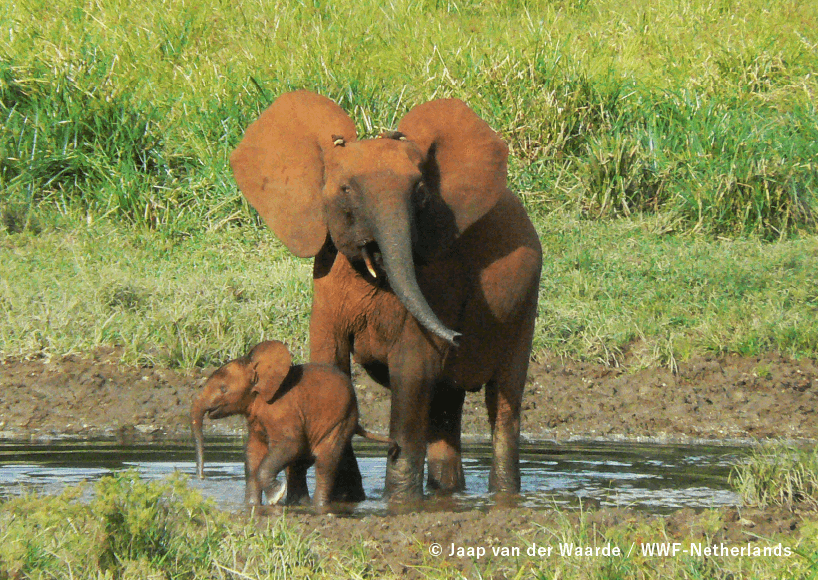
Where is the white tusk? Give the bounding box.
[361,245,378,279]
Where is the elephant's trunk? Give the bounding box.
[373,208,461,347]
[190,396,208,479]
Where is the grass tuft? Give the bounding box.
[0,471,323,579]
[730,444,818,509]
[1,472,817,579]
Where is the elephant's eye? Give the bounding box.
[219,384,228,394]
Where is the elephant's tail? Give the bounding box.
[355,424,400,460]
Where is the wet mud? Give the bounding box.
[2,348,815,443]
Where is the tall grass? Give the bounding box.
[2,0,816,236]
[0,217,312,368]
[0,471,322,579]
[731,444,818,509]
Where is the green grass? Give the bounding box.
[3,210,818,368]
[533,213,818,367]
[2,0,817,237]
[731,444,818,510]
[0,213,312,368]
[2,472,817,579]
[2,0,818,367]
[0,471,323,579]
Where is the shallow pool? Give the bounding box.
[0,437,743,514]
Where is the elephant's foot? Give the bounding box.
[330,468,365,502]
[426,440,465,493]
[385,452,425,501]
[426,383,465,493]
[265,479,287,505]
[488,464,521,494]
[244,483,263,506]
[488,431,521,493]
[284,462,311,506]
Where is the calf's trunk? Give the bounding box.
[190,397,208,479]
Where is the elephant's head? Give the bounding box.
[230,91,510,347]
[191,340,292,478]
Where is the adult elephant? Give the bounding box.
[231,90,542,501]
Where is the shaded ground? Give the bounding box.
[1,349,816,576]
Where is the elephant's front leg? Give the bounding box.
[283,460,311,505]
[385,339,437,501]
[254,444,300,506]
[426,383,466,493]
[243,434,269,506]
[307,292,366,502]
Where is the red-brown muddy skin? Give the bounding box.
[190,340,381,509]
[1,348,816,575]
[231,91,543,500]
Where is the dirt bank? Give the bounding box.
[2,348,816,443]
[282,503,808,578]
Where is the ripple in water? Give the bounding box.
[0,438,742,514]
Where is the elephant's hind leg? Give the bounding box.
[312,429,356,511]
[330,442,365,502]
[426,383,466,493]
[484,313,535,493]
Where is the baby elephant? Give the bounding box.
[191,340,396,510]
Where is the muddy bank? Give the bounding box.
[2,348,816,576]
[1,349,816,443]
[281,503,808,578]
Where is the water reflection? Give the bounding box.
[0,438,742,514]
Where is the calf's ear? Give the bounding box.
[248,341,293,402]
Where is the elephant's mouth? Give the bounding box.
[358,240,385,281]
[205,406,226,420]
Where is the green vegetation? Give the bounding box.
[0,216,312,368]
[3,212,818,368]
[0,472,324,579]
[2,0,818,367]
[3,5,818,578]
[731,443,818,510]
[2,0,817,236]
[1,471,817,579]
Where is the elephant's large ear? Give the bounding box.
[248,341,293,402]
[397,99,508,242]
[230,90,358,258]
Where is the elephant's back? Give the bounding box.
[296,363,359,426]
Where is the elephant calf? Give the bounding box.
[190,340,396,510]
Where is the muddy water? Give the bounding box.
[0,438,742,514]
